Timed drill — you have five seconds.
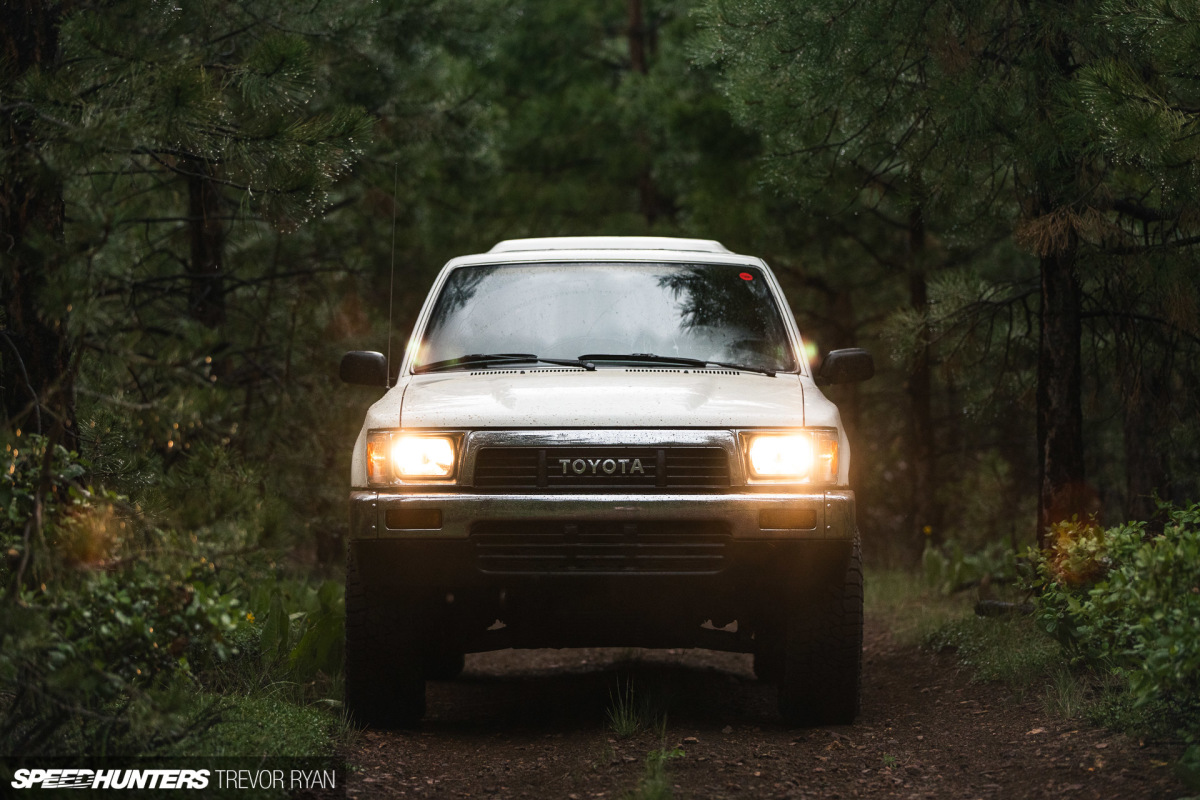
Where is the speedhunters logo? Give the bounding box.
[10,766,338,790]
[10,769,210,789]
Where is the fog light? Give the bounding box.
[759,508,818,530]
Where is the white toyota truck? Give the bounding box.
[340,236,874,727]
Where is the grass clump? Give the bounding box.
[626,746,684,800]
[607,679,643,738]
[162,691,345,758]
[607,678,668,739]
[928,613,1165,736]
[864,568,972,645]
[926,614,1062,692]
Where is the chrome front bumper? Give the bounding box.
[349,489,856,541]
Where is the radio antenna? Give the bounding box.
[385,161,398,388]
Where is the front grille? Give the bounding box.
[471,520,730,574]
[473,447,730,490]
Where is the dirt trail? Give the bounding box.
[344,617,1184,799]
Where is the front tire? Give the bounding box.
[777,539,863,726]
[344,547,426,727]
[423,651,465,680]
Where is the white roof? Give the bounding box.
[489,236,732,254]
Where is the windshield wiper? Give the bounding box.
[415,353,596,374]
[577,353,777,377]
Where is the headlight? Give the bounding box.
[744,431,838,483]
[394,436,455,477]
[366,431,458,484]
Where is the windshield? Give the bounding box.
[413,263,799,373]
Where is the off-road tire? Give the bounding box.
[753,648,784,683]
[344,547,426,727]
[777,537,863,726]
[423,651,465,680]
[752,620,785,682]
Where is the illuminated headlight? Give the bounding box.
[744,431,839,483]
[367,431,458,484]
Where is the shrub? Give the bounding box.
[921,538,1017,595]
[0,435,245,755]
[1030,504,1200,738]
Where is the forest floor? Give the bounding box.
[341,616,1186,799]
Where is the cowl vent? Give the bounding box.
[624,368,741,375]
[463,367,744,376]
[468,368,587,376]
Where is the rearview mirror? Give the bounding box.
[815,348,874,386]
[340,351,388,387]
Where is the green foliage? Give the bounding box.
[42,0,372,226]
[246,578,346,688]
[0,432,346,757]
[0,437,247,755]
[926,609,1164,737]
[864,569,972,645]
[927,616,1063,693]
[922,539,1018,595]
[629,746,685,800]
[607,678,658,739]
[1179,744,1200,793]
[161,692,343,759]
[1030,504,1200,740]
[287,580,345,685]
[699,0,1200,545]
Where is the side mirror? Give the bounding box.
[340,351,389,387]
[815,348,874,386]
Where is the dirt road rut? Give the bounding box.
[345,617,1183,799]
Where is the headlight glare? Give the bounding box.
[366,431,459,484]
[748,435,813,478]
[744,431,839,483]
[393,436,456,477]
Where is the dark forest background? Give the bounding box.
[3,0,1200,760]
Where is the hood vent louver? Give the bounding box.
[465,367,744,376]
[625,368,741,375]
[468,368,587,376]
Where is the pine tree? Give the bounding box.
[2,0,371,441]
[701,0,1200,539]
[1,2,74,448]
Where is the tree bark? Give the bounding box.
[906,203,939,546]
[0,0,76,449]
[186,160,227,327]
[1035,238,1087,544]
[626,0,646,75]
[1120,344,1171,522]
[1032,6,1088,546]
[626,0,670,225]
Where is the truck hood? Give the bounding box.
[397,370,807,429]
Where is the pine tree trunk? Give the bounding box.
[626,0,666,225]
[627,0,646,75]
[186,161,226,327]
[1121,351,1171,522]
[1033,8,1088,546]
[906,203,939,546]
[0,0,76,449]
[1035,240,1086,544]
